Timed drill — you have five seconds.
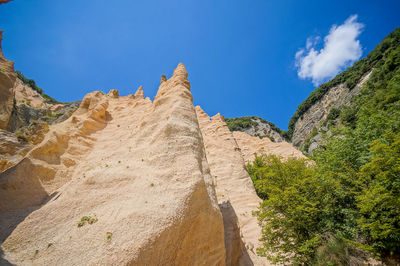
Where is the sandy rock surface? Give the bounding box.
[0,31,16,130]
[13,78,47,109]
[0,64,226,265]
[196,107,273,266]
[233,131,306,163]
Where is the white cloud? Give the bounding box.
[295,15,364,86]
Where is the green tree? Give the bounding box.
[248,155,359,264]
[356,132,400,259]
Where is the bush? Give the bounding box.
[225,117,258,131]
[356,132,400,258]
[326,107,341,121]
[248,154,358,264]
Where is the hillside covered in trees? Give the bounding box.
[247,27,400,265]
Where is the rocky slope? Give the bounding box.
[232,131,305,163]
[225,116,286,142]
[0,32,80,173]
[291,70,372,149]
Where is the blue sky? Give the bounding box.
[0,0,399,130]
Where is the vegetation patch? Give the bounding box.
[46,113,63,119]
[106,232,112,242]
[77,216,98,227]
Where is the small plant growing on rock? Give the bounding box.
[106,232,112,242]
[15,130,28,142]
[77,216,98,227]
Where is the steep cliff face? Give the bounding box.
[196,108,272,266]
[292,70,372,148]
[0,64,227,265]
[0,31,16,130]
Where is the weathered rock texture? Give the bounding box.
[0,32,80,174]
[0,30,16,130]
[228,117,285,142]
[0,52,305,264]
[196,108,273,266]
[0,129,31,172]
[292,70,373,147]
[0,64,226,265]
[233,131,306,163]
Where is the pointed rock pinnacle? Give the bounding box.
[134,85,144,98]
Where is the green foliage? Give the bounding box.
[250,40,400,260]
[77,216,98,227]
[46,113,63,118]
[326,107,341,121]
[15,129,28,142]
[248,154,359,264]
[15,70,43,94]
[287,27,400,140]
[106,232,113,242]
[356,132,400,258]
[225,117,258,131]
[225,116,287,140]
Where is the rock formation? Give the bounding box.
[226,116,286,142]
[0,29,306,264]
[232,131,306,163]
[0,64,227,265]
[196,108,272,266]
[0,32,82,173]
[0,30,16,130]
[291,70,373,148]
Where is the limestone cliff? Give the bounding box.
[291,70,372,149]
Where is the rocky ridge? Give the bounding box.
[291,70,373,149]
[1,64,227,265]
[225,116,286,142]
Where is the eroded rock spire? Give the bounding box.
[134,85,144,98]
